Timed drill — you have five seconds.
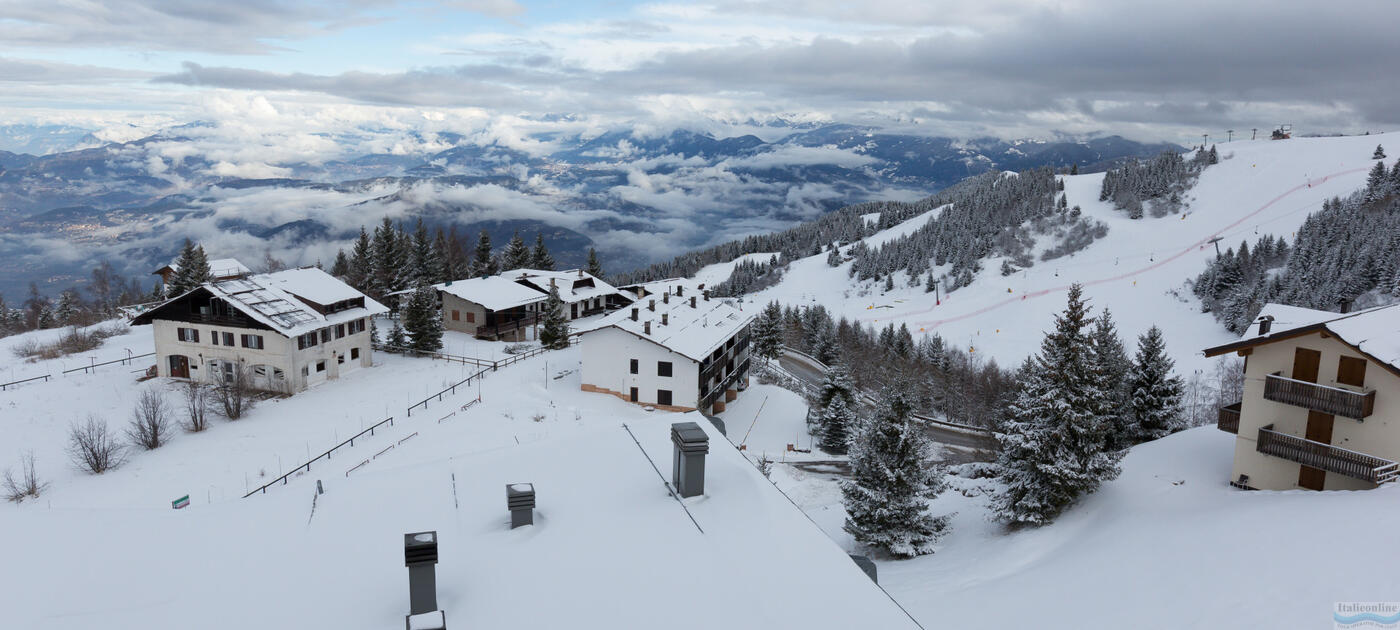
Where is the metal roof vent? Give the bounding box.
[644,321,651,335]
[403,531,442,623]
[670,422,709,498]
[507,483,535,529]
[1257,315,1274,336]
[661,313,668,326]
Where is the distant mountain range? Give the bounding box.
[0,120,1181,298]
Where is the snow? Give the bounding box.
[437,276,548,311]
[263,266,370,307]
[690,252,776,288]
[407,611,446,630]
[503,268,625,303]
[859,203,947,248]
[0,325,914,629]
[137,267,388,338]
[745,132,1400,374]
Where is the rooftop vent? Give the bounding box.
[644,321,652,335]
[577,268,584,277]
[670,422,709,498]
[403,531,440,618]
[689,296,696,308]
[661,313,669,326]
[631,307,639,321]
[648,299,656,311]
[507,483,535,529]
[703,291,710,301]
[677,286,684,296]
[663,292,670,304]
[1257,315,1275,336]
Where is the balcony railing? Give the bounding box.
[1256,424,1398,484]
[475,313,541,339]
[1218,402,1241,434]
[1263,372,1376,420]
[700,357,751,410]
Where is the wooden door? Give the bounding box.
[1292,348,1321,382]
[168,355,189,379]
[629,387,638,402]
[1297,410,1334,491]
[1337,356,1367,387]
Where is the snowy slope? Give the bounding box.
[743,132,1399,373]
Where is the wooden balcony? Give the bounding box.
[1263,372,1376,420]
[1256,424,1398,484]
[1218,402,1241,434]
[475,312,541,339]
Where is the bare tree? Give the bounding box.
[66,415,125,474]
[127,388,173,449]
[211,363,255,420]
[2,450,48,503]
[1213,356,1245,408]
[182,381,210,432]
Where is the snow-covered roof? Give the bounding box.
[502,268,624,304]
[135,267,386,337]
[155,257,251,278]
[587,284,753,362]
[1206,302,1400,373]
[438,276,548,312]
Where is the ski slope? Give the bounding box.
[746,132,1399,373]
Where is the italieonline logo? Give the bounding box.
[1335,602,1400,629]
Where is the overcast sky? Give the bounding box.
[1,0,1396,142]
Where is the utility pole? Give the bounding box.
[1202,133,1208,148]
[1252,128,1258,141]
[1208,236,1224,256]
[933,279,939,305]
[1227,129,1234,143]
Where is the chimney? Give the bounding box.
[631,307,639,321]
[670,422,709,498]
[644,321,651,335]
[703,290,710,301]
[549,278,556,289]
[677,286,684,297]
[577,268,583,277]
[1339,299,1352,314]
[689,296,696,308]
[661,313,669,326]
[403,531,440,617]
[663,292,669,304]
[507,483,535,529]
[1257,315,1274,336]
[648,299,656,311]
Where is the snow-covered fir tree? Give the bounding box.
[531,234,555,271]
[407,219,438,289]
[371,218,408,298]
[386,318,407,349]
[1364,161,1390,203]
[842,386,950,558]
[585,247,604,278]
[818,395,856,455]
[992,285,1123,526]
[472,230,497,278]
[347,228,372,291]
[1374,144,1387,160]
[750,301,784,363]
[53,289,80,326]
[1127,325,1184,443]
[401,285,443,353]
[1100,150,1212,217]
[499,232,531,272]
[168,239,212,296]
[538,284,570,349]
[1089,309,1132,450]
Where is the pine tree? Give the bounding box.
[347,228,372,291]
[401,285,442,353]
[330,250,350,278]
[386,318,407,349]
[750,301,784,363]
[371,218,405,298]
[925,271,936,293]
[842,386,949,558]
[585,247,604,278]
[54,289,80,325]
[408,219,436,289]
[1127,326,1184,443]
[826,246,842,267]
[816,363,857,412]
[168,239,212,296]
[472,229,497,278]
[818,394,856,454]
[1089,309,1132,449]
[992,285,1123,526]
[1373,144,1386,160]
[883,274,894,292]
[1070,163,1079,175]
[1365,161,1389,202]
[538,284,570,349]
[531,234,556,271]
[500,232,531,272]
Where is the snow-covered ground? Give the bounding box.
[745,132,1400,375]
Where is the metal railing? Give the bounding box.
[1263,372,1376,419]
[244,416,395,497]
[0,374,51,391]
[371,343,494,367]
[404,336,579,416]
[1218,402,1241,434]
[1256,424,1398,484]
[61,352,155,375]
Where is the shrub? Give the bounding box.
[127,388,173,449]
[2,451,48,503]
[67,415,125,474]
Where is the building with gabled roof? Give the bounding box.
[1203,302,1400,491]
[578,280,752,413]
[132,267,387,393]
[152,257,251,287]
[425,268,630,341]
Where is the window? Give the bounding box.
[301,366,309,377]
[241,334,264,350]
[320,329,331,343]
[347,318,366,335]
[629,387,638,402]
[465,312,475,323]
[337,353,345,364]
[630,359,639,374]
[223,332,234,346]
[451,310,460,321]
[316,361,326,373]
[177,327,199,343]
[335,324,345,339]
[210,331,219,346]
[298,333,318,350]
[658,361,673,377]
[657,389,672,406]
[350,347,360,360]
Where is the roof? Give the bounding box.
[503,268,624,304]
[1203,302,1400,376]
[438,276,549,312]
[134,267,387,337]
[154,257,251,278]
[585,284,752,362]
